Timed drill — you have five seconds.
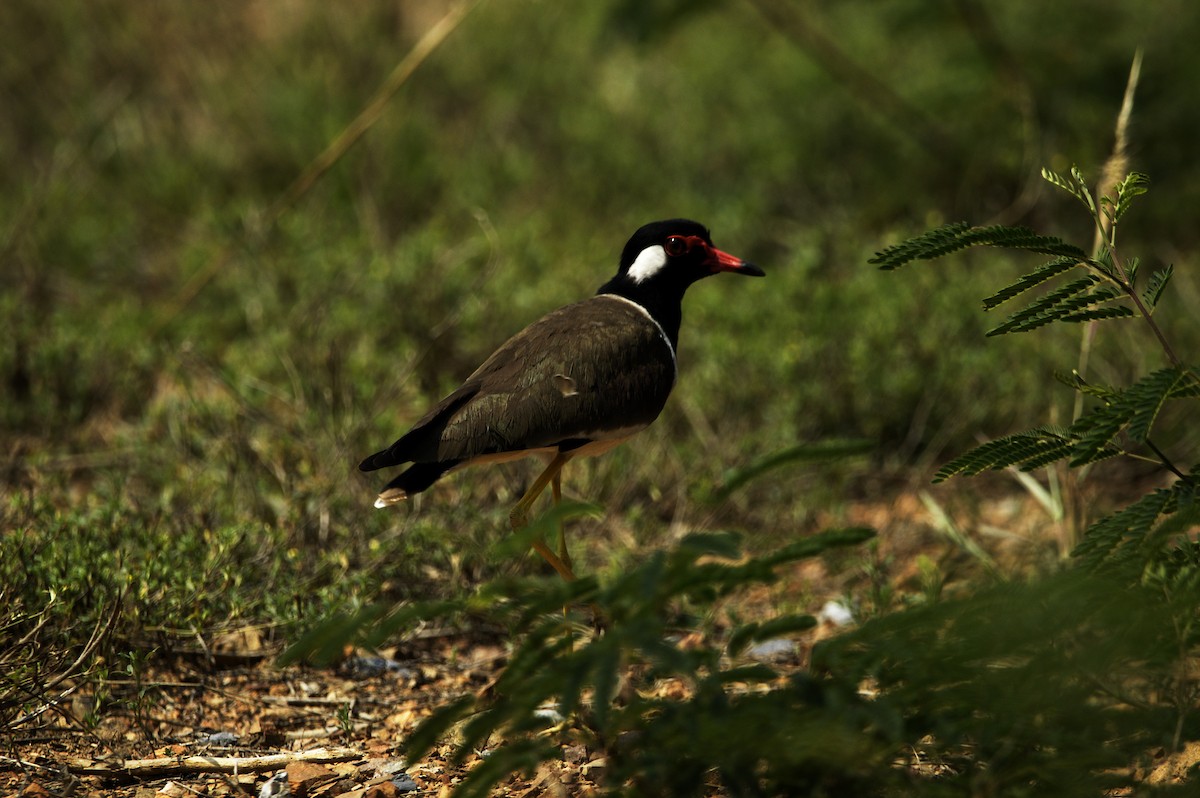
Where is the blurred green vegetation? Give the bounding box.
[3,0,1199,644]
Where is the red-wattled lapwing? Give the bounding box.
[360,219,763,579]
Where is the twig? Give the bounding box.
[285,722,373,741]
[32,592,123,700]
[745,0,962,168]
[259,0,481,232]
[1075,49,1143,421]
[1095,49,1142,249]
[1078,52,1181,370]
[1145,439,1188,482]
[66,746,361,778]
[1110,245,1184,369]
[261,696,358,708]
[8,685,78,727]
[151,0,482,335]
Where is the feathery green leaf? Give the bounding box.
[1070,166,1098,214]
[1125,368,1193,443]
[1090,248,1119,279]
[869,222,970,270]
[1041,167,1085,202]
[1113,171,1150,223]
[1068,404,1132,468]
[1142,264,1173,310]
[1058,305,1135,324]
[933,426,1078,482]
[1066,367,1194,465]
[1054,371,1120,400]
[1041,166,1097,214]
[871,223,1086,270]
[1125,256,1140,286]
[985,276,1100,336]
[981,256,1081,310]
[1073,481,1193,569]
[1169,369,1200,398]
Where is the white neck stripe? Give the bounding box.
[598,294,678,378]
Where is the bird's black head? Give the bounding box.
[614,219,765,289]
[598,219,763,349]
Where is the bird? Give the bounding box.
[359,219,763,579]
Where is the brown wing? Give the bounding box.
[358,382,480,470]
[432,295,676,462]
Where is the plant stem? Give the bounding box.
[1145,439,1189,482]
[1087,239,1184,369]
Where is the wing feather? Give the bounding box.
[434,296,675,461]
[362,296,677,469]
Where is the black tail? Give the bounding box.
[361,383,481,473]
[359,447,399,472]
[381,460,459,496]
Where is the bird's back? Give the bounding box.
[367,295,677,469]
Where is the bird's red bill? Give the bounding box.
[707,246,765,277]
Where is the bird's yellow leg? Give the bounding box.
[510,452,575,580]
[529,539,575,582]
[551,471,572,571]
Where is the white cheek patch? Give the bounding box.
[627,244,667,284]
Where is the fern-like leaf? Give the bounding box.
[1068,367,1193,465]
[1041,166,1096,214]
[1125,256,1140,286]
[1017,284,1123,329]
[1073,481,1191,569]
[973,226,1088,258]
[1058,305,1135,323]
[1169,369,1200,398]
[1142,265,1173,310]
[1054,371,1120,400]
[871,223,1086,271]
[1113,171,1150,223]
[1014,438,1080,472]
[1041,167,1085,203]
[981,256,1082,310]
[1070,166,1098,214]
[1143,481,1200,554]
[1125,368,1193,443]
[1090,248,1120,280]
[404,695,476,764]
[1069,406,1132,468]
[870,222,971,270]
[933,426,1077,482]
[985,276,1100,336]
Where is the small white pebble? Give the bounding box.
[533,707,564,724]
[259,771,288,798]
[819,600,855,627]
[745,638,798,661]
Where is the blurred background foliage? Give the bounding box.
[3,0,1199,629]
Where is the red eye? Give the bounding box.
[664,236,688,257]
